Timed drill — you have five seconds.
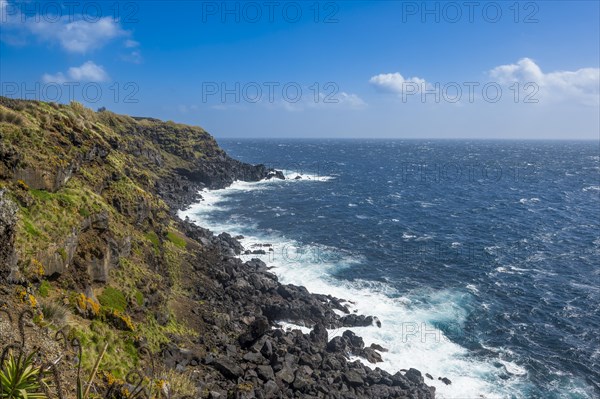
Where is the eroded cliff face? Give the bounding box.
[0,189,18,280]
[0,96,278,287]
[0,97,434,399]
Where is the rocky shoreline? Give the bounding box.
[161,168,437,398]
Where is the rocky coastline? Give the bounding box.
[0,97,436,398]
[158,165,437,398]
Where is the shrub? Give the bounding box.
[0,108,26,126]
[16,180,29,191]
[38,280,51,298]
[105,309,135,331]
[75,293,100,318]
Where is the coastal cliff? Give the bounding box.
[0,97,434,398]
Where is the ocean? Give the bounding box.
[180,139,599,399]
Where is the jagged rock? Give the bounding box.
[263,381,279,398]
[309,323,328,347]
[342,330,365,349]
[260,339,274,359]
[243,351,267,364]
[439,376,452,385]
[257,365,275,381]
[343,370,364,387]
[13,165,74,192]
[340,314,376,327]
[326,336,348,353]
[370,343,388,352]
[361,347,383,363]
[299,352,322,369]
[276,364,296,385]
[211,358,244,379]
[405,368,425,385]
[0,190,18,281]
[238,316,270,348]
[292,365,313,390]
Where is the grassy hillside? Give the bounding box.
[0,97,257,395]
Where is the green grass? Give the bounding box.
[29,189,53,201]
[145,231,160,252]
[57,247,67,262]
[71,320,139,379]
[98,287,127,313]
[23,219,41,238]
[38,280,51,297]
[134,290,144,306]
[167,230,187,249]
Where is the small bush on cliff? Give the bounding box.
[38,281,51,297]
[74,293,100,318]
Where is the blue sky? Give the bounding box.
[1,0,599,139]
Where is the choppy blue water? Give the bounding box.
[183,139,599,398]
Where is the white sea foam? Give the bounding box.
[179,179,530,399]
[582,185,600,192]
[518,198,540,204]
[466,284,479,294]
[282,169,336,181]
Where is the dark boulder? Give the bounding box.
[309,323,328,347]
[340,314,376,327]
[239,316,270,348]
[211,358,244,380]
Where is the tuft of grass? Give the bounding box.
[0,107,27,126]
[145,231,160,253]
[38,280,51,297]
[23,219,41,238]
[40,300,69,327]
[97,287,127,313]
[29,189,53,202]
[57,247,67,263]
[166,230,186,249]
[134,290,144,306]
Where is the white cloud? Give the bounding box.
[177,104,199,114]
[263,91,367,112]
[1,1,133,53]
[490,58,600,105]
[124,39,139,48]
[42,72,67,84]
[68,61,109,81]
[337,92,368,109]
[122,50,143,64]
[42,61,109,83]
[307,91,367,110]
[369,72,428,94]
